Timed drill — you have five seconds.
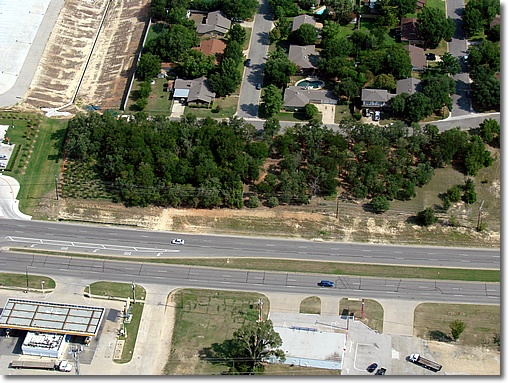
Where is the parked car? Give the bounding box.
[0,155,7,160]
[364,108,371,117]
[171,239,185,245]
[244,59,251,67]
[373,111,381,121]
[425,53,436,61]
[375,368,387,375]
[256,83,262,90]
[317,280,334,287]
[367,363,378,373]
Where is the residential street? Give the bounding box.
[446,0,472,117]
[236,0,273,118]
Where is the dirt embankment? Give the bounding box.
[24,0,150,111]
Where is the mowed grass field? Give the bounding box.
[164,289,270,375]
[339,298,384,333]
[0,114,66,216]
[413,303,500,348]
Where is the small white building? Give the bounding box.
[22,331,69,358]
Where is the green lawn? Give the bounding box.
[165,289,269,375]
[0,113,66,216]
[334,104,351,123]
[0,272,55,290]
[300,296,321,314]
[273,111,322,122]
[184,95,239,119]
[127,78,171,115]
[339,298,384,333]
[414,303,500,347]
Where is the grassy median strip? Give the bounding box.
[8,248,500,282]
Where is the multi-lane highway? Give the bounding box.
[0,219,500,269]
[0,250,499,305]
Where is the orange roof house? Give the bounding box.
[193,38,227,64]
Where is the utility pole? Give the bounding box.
[335,197,339,220]
[132,282,136,304]
[476,200,485,231]
[54,175,59,200]
[25,267,29,293]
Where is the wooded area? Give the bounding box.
[63,113,497,209]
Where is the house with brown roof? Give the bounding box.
[416,0,426,8]
[193,38,227,64]
[283,86,337,111]
[288,45,318,71]
[399,18,425,47]
[404,44,426,71]
[196,11,231,37]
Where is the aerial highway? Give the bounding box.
[0,250,499,305]
[0,219,500,270]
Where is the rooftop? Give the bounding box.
[0,298,105,337]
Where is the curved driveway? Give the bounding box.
[0,175,31,219]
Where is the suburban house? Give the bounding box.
[416,0,427,8]
[404,44,426,71]
[399,18,425,47]
[173,77,215,107]
[196,10,231,36]
[193,38,226,64]
[292,14,316,31]
[283,86,336,111]
[396,78,422,95]
[288,45,318,72]
[361,89,394,109]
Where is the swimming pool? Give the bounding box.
[295,78,325,89]
[314,5,326,15]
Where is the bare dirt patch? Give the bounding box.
[23,0,150,111]
[426,341,500,375]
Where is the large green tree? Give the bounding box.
[384,45,412,79]
[221,0,259,20]
[291,24,319,45]
[263,48,298,87]
[136,53,161,81]
[261,85,284,118]
[437,52,461,75]
[417,7,456,48]
[175,50,216,79]
[209,57,243,96]
[145,24,199,62]
[376,0,417,20]
[324,0,355,25]
[229,320,285,374]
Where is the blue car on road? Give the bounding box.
[317,280,334,287]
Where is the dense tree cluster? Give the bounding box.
[150,0,258,22]
[463,0,500,37]
[65,113,266,208]
[417,7,455,49]
[467,40,500,112]
[64,113,495,209]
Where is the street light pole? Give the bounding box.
[41,281,45,294]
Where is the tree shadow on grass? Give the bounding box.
[200,339,238,368]
[428,330,453,343]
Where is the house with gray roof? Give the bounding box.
[404,44,426,71]
[173,77,215,106]
[292,14,316,31]
[396,78,422,95]
[187,76,215,106]
[284,86,336,111]
[196,11,231,36]
[361,89,395,109]
[288,45,318,71]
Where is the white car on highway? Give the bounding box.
[171,238,185,245]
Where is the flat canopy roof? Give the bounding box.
[0,298,104,337]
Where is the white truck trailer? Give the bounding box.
[408,353,442,371]
[10,359,72,372]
